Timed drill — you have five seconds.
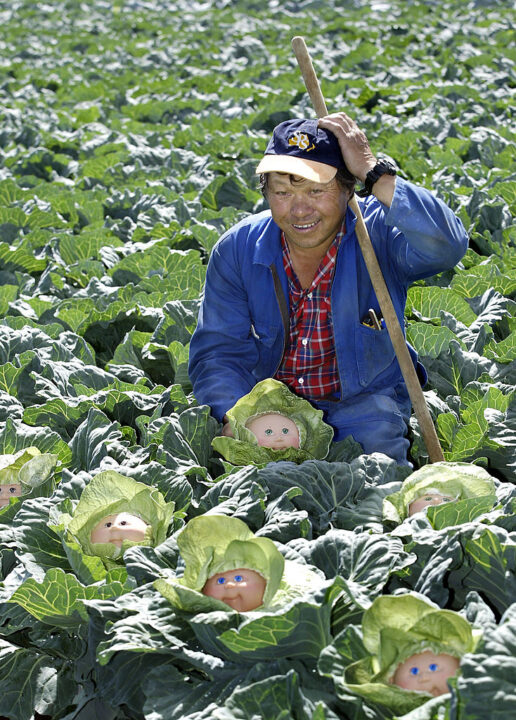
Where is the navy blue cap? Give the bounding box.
[256,118,346,182]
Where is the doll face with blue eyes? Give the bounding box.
[90,512,148,548]
[202,567,267,612]
[0,483,22,507]
[392,650,460,696]
[408,493,456,516]
[246,414,300,450]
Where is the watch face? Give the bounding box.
[376,159,396,173]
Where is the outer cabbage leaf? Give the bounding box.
[13,497,73,581]
[288,529,414,634]
[0,636,77,720]
[425,494,496,531]
[259,454,410,535]
[0,417,72,466]
[195,464,268,529]
[7,566,131,629]
[453,603,516,719]
[142,659,341,720]
[445,526,516,617]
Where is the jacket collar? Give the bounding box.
[253,212,282,266]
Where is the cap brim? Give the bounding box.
[255,155,338,183]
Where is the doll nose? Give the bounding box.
[108,521,127,543]
[224,579,239,590]
[416,670,441,691]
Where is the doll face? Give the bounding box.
[408,493,456,516]
[246,414,300,450]
[90,512,148,547]
[0,483,22,507]
[392,650,460,696]
[202,567,267,612]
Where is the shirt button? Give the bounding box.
[298,377,304,385]
[302,338,308,346]
[307,293,312,299]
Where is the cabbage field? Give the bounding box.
[0,0,515,717]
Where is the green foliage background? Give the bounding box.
[0,0,514,718]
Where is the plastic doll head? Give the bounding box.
[408,491,456,516]
[90,511,149,548]
[0,483,22,507]
[245,413,300,450]
[391,650,460,696]
[202,567,267,612]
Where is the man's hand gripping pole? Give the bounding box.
[291,36,444,463]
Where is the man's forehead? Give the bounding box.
[267,172,333,189]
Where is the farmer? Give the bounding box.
[188,113,468,464]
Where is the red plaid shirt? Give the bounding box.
[274,224,345,399]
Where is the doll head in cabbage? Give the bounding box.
[0,447,58,508]
[383,462,496,524]
[343,593,482,714]
[211,378,334,465]
[155,514,323,614]
[61,470,176,563]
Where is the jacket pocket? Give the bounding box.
[251,322,283,377]
[355,323,397,388]
[250,322,278,348]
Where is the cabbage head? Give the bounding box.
[0,447,58,505]
[155,514,323,613]
[343,592,482,714]
[383,461,496,524]
[59,470,176,563]
[211,379,334,465]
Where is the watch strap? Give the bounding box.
[360,160,397,196]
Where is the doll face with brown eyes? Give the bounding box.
[0,483,22,507]
[202,568,267,612]
[392,650,460,696]
[90,512,148,547]
[246,414,300,450]
[408,493,456,516]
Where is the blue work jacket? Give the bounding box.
[188,178,468,461]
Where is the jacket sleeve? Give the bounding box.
[377,177,469,281]
[188,231,259,422]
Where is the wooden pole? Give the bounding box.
[291,36,444,463]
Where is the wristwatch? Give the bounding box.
[361,159,397,196]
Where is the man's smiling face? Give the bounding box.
[266,172,349,254]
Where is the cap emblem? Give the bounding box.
[287,131,315,152]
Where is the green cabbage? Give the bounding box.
[383,461,496,524]
[211,379,334,465]
[343,592,482,714]
[155,514,323,613]
[59,470,176,562]
[0,447,58,505]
